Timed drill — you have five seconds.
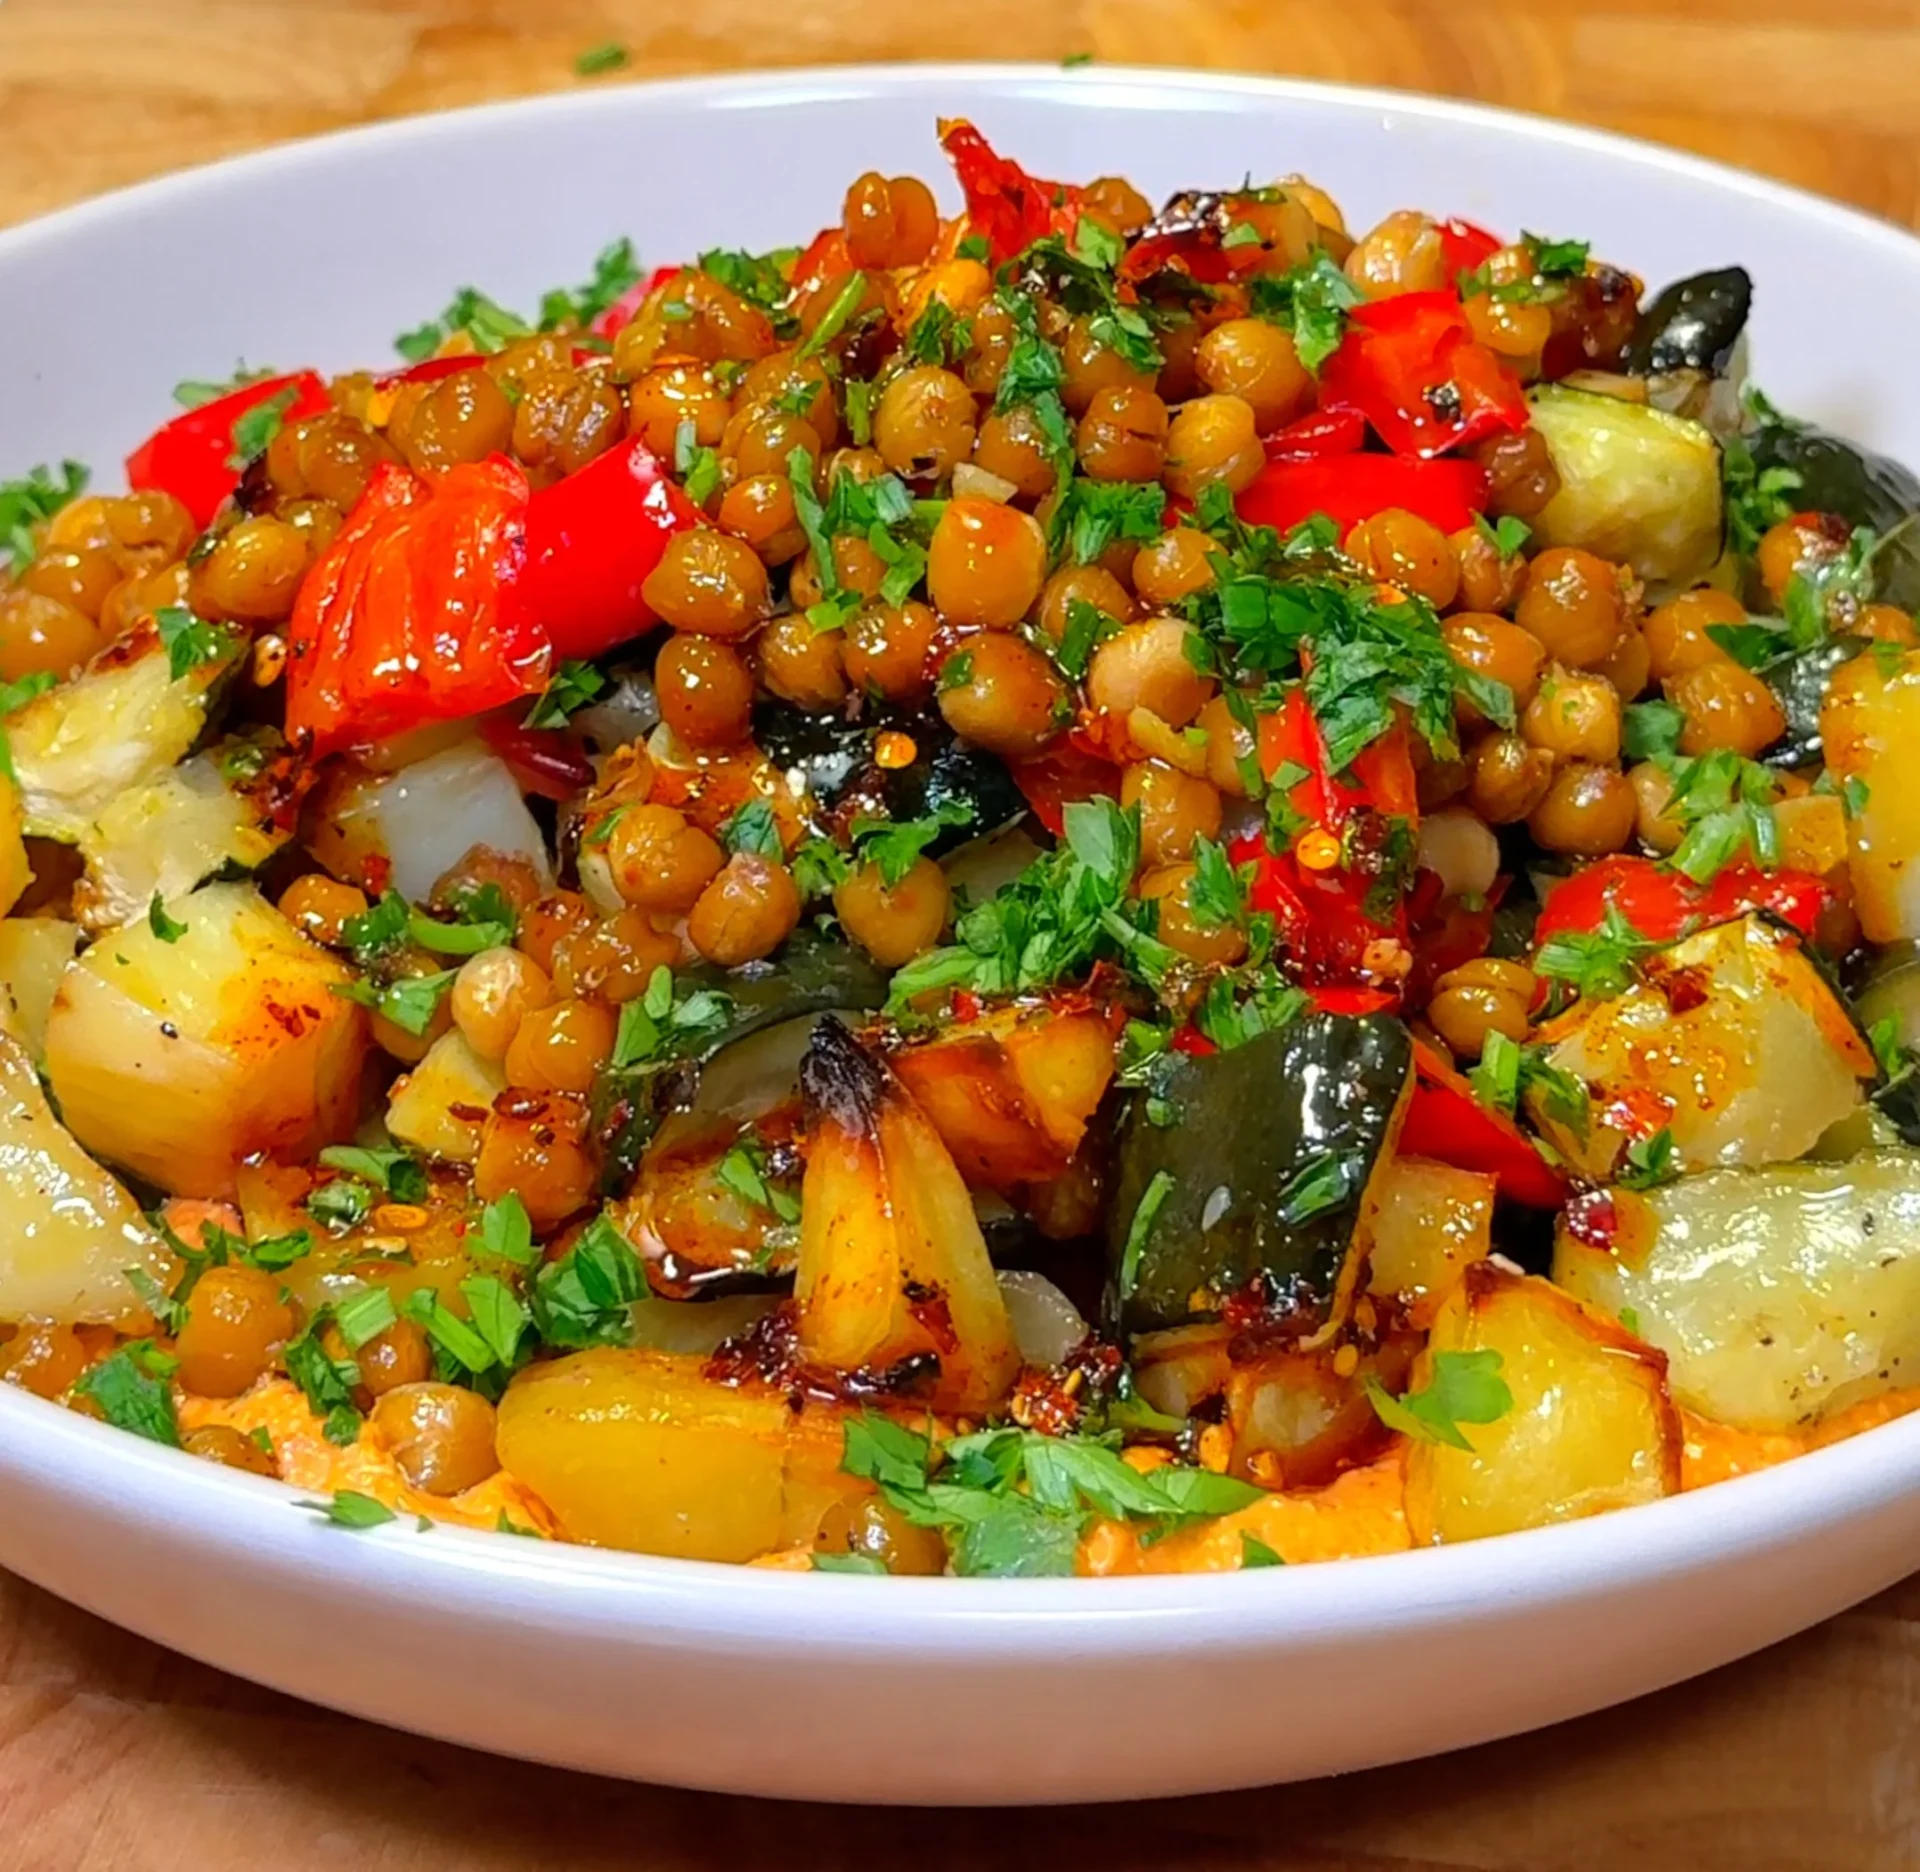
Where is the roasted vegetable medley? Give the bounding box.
[6,122,1920,1576]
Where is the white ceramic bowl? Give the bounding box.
[4,65,1920,1808]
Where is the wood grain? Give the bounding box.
[5,2,1920,1865]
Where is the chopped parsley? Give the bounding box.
[721,797,784,858]
[524,658,607,728]
[225,384,299,471]
[1470,1029,1589,1134]
[408,884,518,957]
[1048,476,1166,565]
[537,238,642,331]
[0,460,88,575]
[715,1134,802,1226]
[1241,1533,1285,1568]
[1473,513,1531,560]
[1364,1349,1513,1451]
[1617,1128,1679,1191]
[478,1192,536,1268]
[332,969,457,1038]
[283,1308,363,1445]
[1622,698,1686,763]
[1662,749,1780,884]
[395,287,532,363]
[849,799,975,886]
[298,1490,399,1530]
[838,1411,1264,1578]
[147,894,188,943]
[610,966,733,1069]
[1534,902,1662,1002]
[1247,253,1364,371]
[153,605,237,682]
[72,1340,180,1446]
[172,363,276,410]
[673,416,725,505]
[1116,1169,1176,1301]
[531,1214,650,1350]
[1185,835,1248,930]
[1721,430,1803,560]
[316,1144,429,1203]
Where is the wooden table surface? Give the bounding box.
[5,2,1920,1865]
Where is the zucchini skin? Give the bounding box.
[1106,1012,1413,1336]
[1626,266,1751,376]
[1749,422,1920,609]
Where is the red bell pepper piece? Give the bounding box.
[1262,407,1367,462]
[373,356,486,391]
[1531,855,1832,949]
[1237,453,1489,538]
[1400,1041,1570,1209]
[126,370,331,528]
[517,437,698,662]
[791,228,851,291]
[1436,217,1501,279]
[1319,292,1528,459]
[938,119,1079,265]
[286,459,544,756]
[1226,691,1419,989]
[479,717,599,802]
[286,438,695,755]
[1010,740,1123,838]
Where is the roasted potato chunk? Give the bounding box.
[1405,1265,1681,1546]
[1366,1155,1495,1328]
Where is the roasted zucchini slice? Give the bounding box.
[1554,1150,1920,1430]
[1526,384,1723,588]
[1105,1012,1414,1337]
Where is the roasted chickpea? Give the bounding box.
[970,405,1062,501]
[1138,863,1248,967]
[1426,979,1530,1060]
[19,546,121,621]
[392,367,515,476]
[926,497,1048,629]
[1597,625,1651,701]
[606,803,725,913]
[277,875,370,946]
[874,366,977,481]
[629,359,731,457]
[1756,513,1849,606]
[1035,564,1136,648]
[550,907,679,1003]
[451,946,554,1061]
[1153,315,1206,403]
[516,891,598,975]
[640,528,771,638]
[720,404,822,483]
[510,368,626,482]
[1060,313,1157,416]
[1515,546,1628,668]
[0,1322,88,1400]
[1464,287,1554,372]
[1466,731,1556,825]
[842,171,941,270]
[734,349,839,449]
[936,633,1068,759]
[264,413,397,512]
[371,1382,500,1496]
[1195,319,1312,433]
[1196,691,1259,799]
[717,473,807,564]
[1344,210,1449,299]
[502,997,615,1094]
[1521,665,1623,764]
[1643,587,1743,682]
[0,590,105,682]
[355,1317,434,1398]
[1448,524,1527,614]
[174,1264,295,1399]
[1132,527,1217,608]
[1163,395,1264,502]
[907,258,996,337]
[1628,760,1684,853]
[1441,612,1546,715]
[371,952,456,1065]
[1858,603,1919,646]
[436,841,562,924]
[1079,175,1154,236]
[1346,508,1461,611]
[843,601,937,702]
[1527,761,1637,855]
[96,560,190,643]
[1222,194,1321,275]
[1668,658,1787,759]
[794,266,890,350]
[182,1424,277,1477]
[1075,386,1169,484]
[1087,617,1216,728]
[833,856,951,968]
[687,854,802,966]
[813,1492,947,1575]
[1122,760,1223,866]
[755,612,849,710]
[474,1090,596,1227]
[656,631,756,748]
[189,515,308,623]
[1472,428,1561,519]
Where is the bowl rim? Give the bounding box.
[4,60,1919,1631]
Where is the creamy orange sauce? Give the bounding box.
[1680,1387,1920,1488]
[180,1378,557,1535]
